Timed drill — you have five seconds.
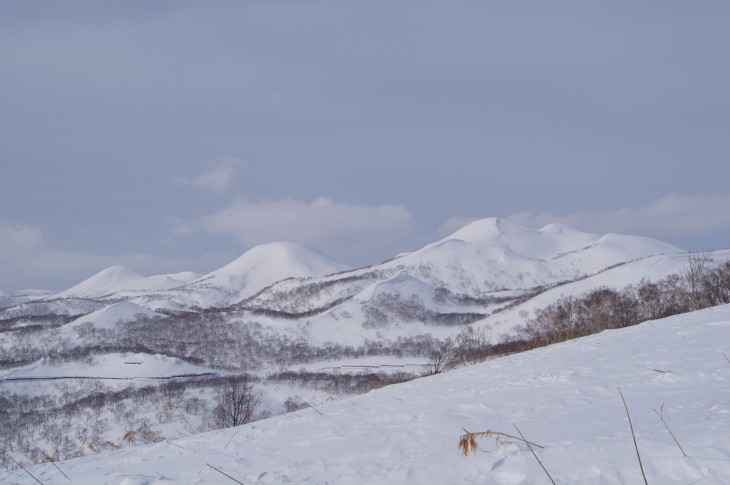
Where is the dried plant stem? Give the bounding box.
[165,440,185,449]
[2,451,46,485]
[618,387,648,485]
[653,404,687,458]
[30,441,70,480]
[513,424,556,485]
[305,400,324,416]
[636,364,670,374]
[459,428,544,456]
[224,427,242,449]
[723,352,730,365]
[206,463,244,484]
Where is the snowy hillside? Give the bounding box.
[481,248,730,338]
[61,301,166,334]
[5,304,729,484]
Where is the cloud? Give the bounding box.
[0,220,45,258]
[175,157,246,193]
[503,193,730,244]
[176,198,418,265]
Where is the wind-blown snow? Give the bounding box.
[6,305,729,484]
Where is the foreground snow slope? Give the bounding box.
[6,305,730,484]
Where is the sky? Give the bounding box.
[1,1,729,291]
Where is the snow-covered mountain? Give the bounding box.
[3,217,691,335]
[5,304,729,484]
[55,266,200,299]
[41,242,348,310]
[21,219,680,315]
[240,218,682,322]
[183,241,349,301]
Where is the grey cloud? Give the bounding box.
[1,1,729,288]
[178,198,418,266]
[0,220,232,291]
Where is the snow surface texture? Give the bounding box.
[5,305,730,484]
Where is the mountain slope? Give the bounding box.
[62,301,165,334]
[6,304,729,484]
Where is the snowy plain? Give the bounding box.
[4,304,729,484]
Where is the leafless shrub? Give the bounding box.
[212,376,262,428]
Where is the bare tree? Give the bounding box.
[422,339,454,375]
[683,251,712,310]
[213,376,262,428]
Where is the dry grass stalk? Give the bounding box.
[723,352,730,365]
[206,463,245,484]
[30,441,70,480]
[513,424,556,485]
[618,387,648,485]
[305,400,324,416]
[459,428,544,456]
[224,427,242,449]
[653,404,687,458]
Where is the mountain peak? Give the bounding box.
[212,241,347,278]
[444,217,528,244]
[189,241,349,301]
[56,265,146,298]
